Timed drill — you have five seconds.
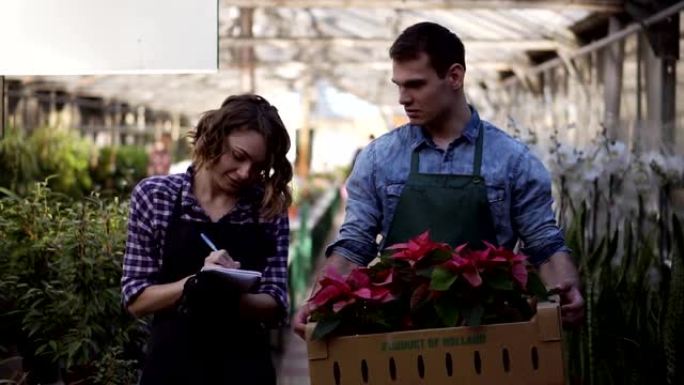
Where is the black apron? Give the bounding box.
[384,122,498,249]
[140,188,277,385]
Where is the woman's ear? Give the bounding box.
[446,63,465,91]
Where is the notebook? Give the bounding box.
[200,266,262,291]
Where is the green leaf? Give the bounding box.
[527,272,549,300]
[416,266,434,278]
[462,304,484,327]
[0,187,19,199]
[586,237,606,275]
[312,318,341,340]
[431,267,458,291]
[434,297,460,327]
[424,248,452,264]
[486,270,514,291]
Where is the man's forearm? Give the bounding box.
[538,251,579,289]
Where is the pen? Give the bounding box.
[200,232,218,251]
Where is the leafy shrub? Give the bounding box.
[0,184,147,384]
[28,127,94,196]
[91,145,148,195]
[0,127,149,199]
[0,127,39,195]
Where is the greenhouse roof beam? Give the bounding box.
[220,36,563,51]
[221,0,623,12]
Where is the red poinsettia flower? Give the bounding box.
[470,242,508,268]
[486,243,529,288]
[371,266,394,286]
[309,267,354,312]
[442,248,482,288]
[349,268,396,303]
[387,230,450,267]
[443,242,530,289]
[310,231,543,340]
[310,267,397,313]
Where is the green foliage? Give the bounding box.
[171,136,192,163]
[430,266,458,291]
[664,215,684,385]
[28,127,94,196]
[91,145,148,195]
[0,183,147,384]
[0,127,149,199]
[0,127,39,195]
[89,346,139,385]
[561,199,682,384]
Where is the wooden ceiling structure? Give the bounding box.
[7,0,642,118]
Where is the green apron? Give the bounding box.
[384,123,498,249]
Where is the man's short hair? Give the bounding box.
[389,22,466,78]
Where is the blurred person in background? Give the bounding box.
[122,94,293,385]
[147,132,173,176]
[294,22,584,337]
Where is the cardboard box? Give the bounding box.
[306,302,564,385]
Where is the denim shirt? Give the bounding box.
[327,107,570,266]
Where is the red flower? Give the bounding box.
[488,243,528,288]
[387,230,450,267]
[349,268,396,303]
[310,267,397,314]
[372,267,394,286]
[310,231,542,340]
[309,267,354,312]
[470,242,508,269]
[442,251,482,287]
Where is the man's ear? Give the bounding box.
[446,63,465,91]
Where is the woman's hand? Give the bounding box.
[204,249,241,269]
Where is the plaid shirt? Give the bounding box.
[121,167,289,321]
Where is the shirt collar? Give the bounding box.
[410,105,481,150]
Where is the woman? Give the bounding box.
[121,94,292,384]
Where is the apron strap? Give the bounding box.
[158,180,186,279]
[473,121,484,178]
[409,122,485,177]
[409,149,420,175]
[171,182,183,218]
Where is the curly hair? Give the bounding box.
[189,94,293,219]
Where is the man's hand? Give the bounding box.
[539,252,585,327]
[555,280,584,326]
[293,302,312,339]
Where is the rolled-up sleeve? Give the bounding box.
[326,144,381,266]
[121,183,161,307]
[511,150,571,265]
[255,213,290,324]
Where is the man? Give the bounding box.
[294,22,584,337]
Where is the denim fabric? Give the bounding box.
[327,107,569,266]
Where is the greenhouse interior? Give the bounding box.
[1,0,684,384]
